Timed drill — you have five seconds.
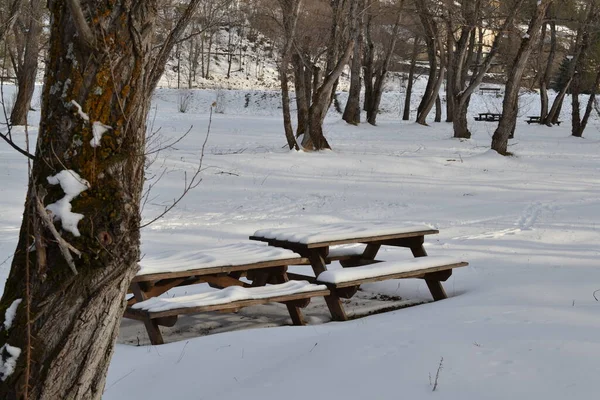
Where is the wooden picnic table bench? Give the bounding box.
[474,112,501,122]
[479,87,502,96]
[125,243,324,345]
[250,223,468,322]
[526,116,562,125]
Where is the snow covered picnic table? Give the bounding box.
[125,243,325,345]
[124,224,467,345]
[250,222,468,321]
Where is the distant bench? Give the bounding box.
[526,116,562,125]
[480,87,502,96]
[474,112,501,122]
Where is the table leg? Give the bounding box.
[308,249,347,321]
[130,282,165,345]
[272,271,306,325]
[407,237,448,300]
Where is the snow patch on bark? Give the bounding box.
[0,344,21,381]
[46,170,90,237]
[3,299,22,330]
[71,100,89,121]
[91,121,111,148]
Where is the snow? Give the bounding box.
[317,256,465,284]
[253,223,435,244]
[0,344,21,381]
[45,170,90,237]
[138,243,303,275]
[70,100,89,121]
[91,121,111,148]
[2,299,22,331]
[132,281,328,313]
[1,82,600,399]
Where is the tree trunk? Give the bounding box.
[364,4,402,126]
[9,0,43,126]
[342,22,363,125]
[434,94,442,122]
[0,1,201,398]
[539,20,556,122]
[403,37,419,121]
[292,53,309,137]
[445,25,455,123]
[278,0,301,150]
[492,0,552,155]
[452,98,470,138]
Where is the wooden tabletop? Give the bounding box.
[250,223,439,249]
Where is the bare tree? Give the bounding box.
[9,0,43,125]
[446,0,524,139]
[491,0,553,155]
[415,0,445,125]
[0,1,204,398]
[361,0,403,126]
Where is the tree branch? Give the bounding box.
[66,0,96,49]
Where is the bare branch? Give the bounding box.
[140,106,212,229]
[34,188,81,275]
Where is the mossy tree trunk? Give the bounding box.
[0,1,200,398]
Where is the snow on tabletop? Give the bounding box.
[45,170,89,237]
[137,242,303,275]
[316,256,464,284]
[0,344,21,381]
[91,121,111,148]
[131,281,327,313]
[3,298,22,330]
[252,222,436,245]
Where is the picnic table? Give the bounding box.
[526,116,562,125]
[250,223,468,321]
[479,87,502,96]
[124,243,328,344]
[125,224,468,345]
[474,112,501,122]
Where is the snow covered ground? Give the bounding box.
[1,85,600,399]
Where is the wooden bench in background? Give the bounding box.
[474,112,501,122]
[526,116,562,125]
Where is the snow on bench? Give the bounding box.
[135,242,307,280]
[130,281,330,318]
[316,256,468,288]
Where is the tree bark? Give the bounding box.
[0,1,201,398]
[492,0,553,155]
[539,19,556,122]
[403,37,419,121]
[342,5,363,126]
[278,0,302,150]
